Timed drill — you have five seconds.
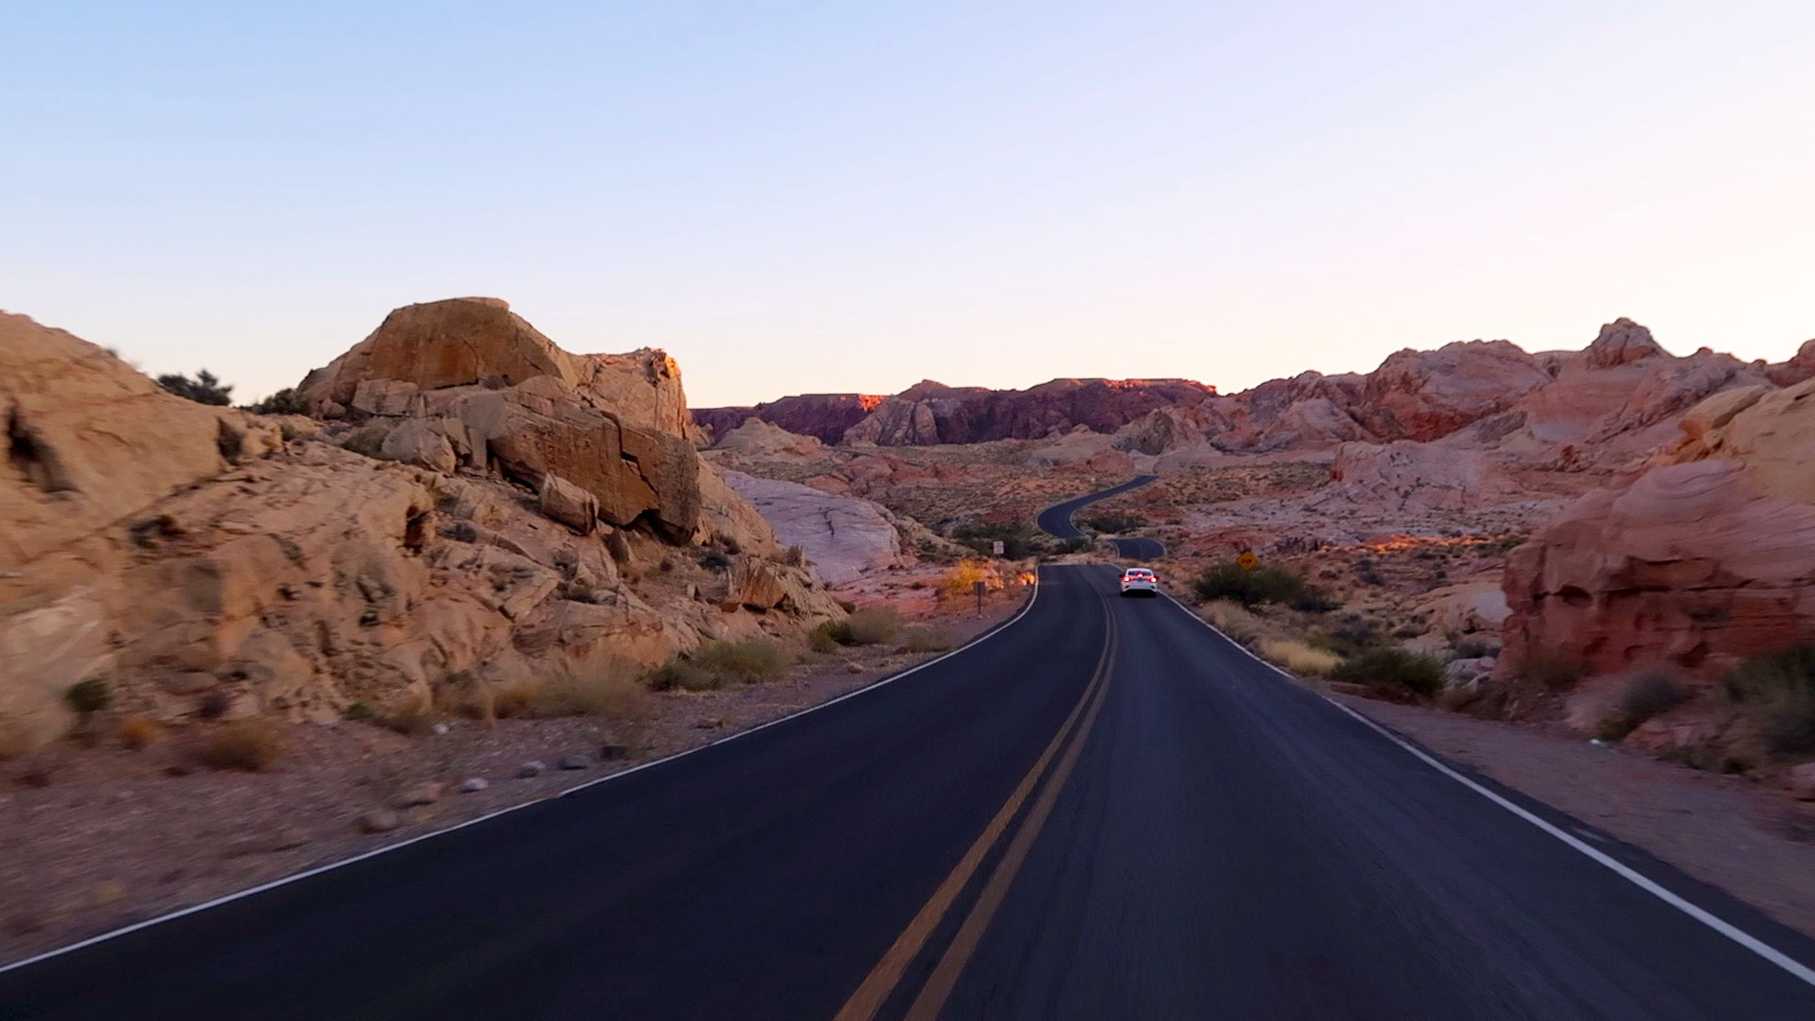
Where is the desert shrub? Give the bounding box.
[808,622,842,654]
[1724,645,1815,756]
[836,598,858,614]
[64,678,112,716]
[244,387,306,415]
[899,627,954,654]
[1521,649,1583,692]
[1289,588,1341,614]
[845,608,901,646]
[696,639,790,683]
[950,521,1036,559]
[1451,636,1497,660]
[940,560,996,599]
[1080,511,1146,534]
[343,701,376,722]
[1597,669,1690,741]
[1052,537,1091,556]
[1193,562,1324,609]
[156,369,233,406]
[339,422,392,459]
[1354,557,1384,586]
[1257,638,1341,676]
[531,671,651,718]
[199,719,284,771]
[117,716,163,750]
[1314,615,1382,658]
[644,659,720,692]
[1330,647,1444,699]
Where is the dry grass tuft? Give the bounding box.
[117,715,164,750]
[199,719,284,772]
[1201,600,1264,644]
[696,639,791,682]
[531,670,652,719]
[1257,637,1342,677]
[899,627,955,654]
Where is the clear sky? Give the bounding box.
[6,1,1812,407]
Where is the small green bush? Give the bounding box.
[1193,562,1329,610]
[1598,669,1691,741]
[1725,645,1815,756]
[696,639,789,683]
[65,678,112,715]
[1330,647,1444,699]
[342,701,376,722]
[244,387,307,415]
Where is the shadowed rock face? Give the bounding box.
[1500,376,1815,681]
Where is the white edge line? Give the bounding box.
[0,574,1045,977]
[1157,590,1815,988]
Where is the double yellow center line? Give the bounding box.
[835,595,1119,1021]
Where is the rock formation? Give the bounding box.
[718,470,907,585]
[0,301,843,758]
[1500,376,1815,682]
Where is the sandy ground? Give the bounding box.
[1337,695,1815,939]
[0,594,1024,966]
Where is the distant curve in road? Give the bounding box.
[5,513,1815,1016]
[1035,476,1165,559]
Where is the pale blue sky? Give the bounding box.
[6,1,1812,406]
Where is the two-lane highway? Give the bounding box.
[4,487,1814,1018]
[1035,476,1165,560]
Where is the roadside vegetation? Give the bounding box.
[1724,645,1815,756]
[1193,561,1337,613]
[1079,510,1146,534]
[1595,668,1691,741]
[1329,647,1445,699]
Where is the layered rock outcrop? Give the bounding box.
[1500,377,1815,681]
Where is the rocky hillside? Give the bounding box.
[0,299,846,758]
[697,378,1216,447]
[705,320,1814,466]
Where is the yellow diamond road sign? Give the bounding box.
[1237,551,1259,572]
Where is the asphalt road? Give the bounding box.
[5,536,1815,1016]
[1035,476,1165,560]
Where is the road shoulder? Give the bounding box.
[1332,694,1815,940]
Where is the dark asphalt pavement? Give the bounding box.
[4,497,1814,1017]
[1035,476,1165,560]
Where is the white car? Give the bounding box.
[1119,567,1159,597]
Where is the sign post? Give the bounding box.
[991,539,1005,557]
[973,579,986,616]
